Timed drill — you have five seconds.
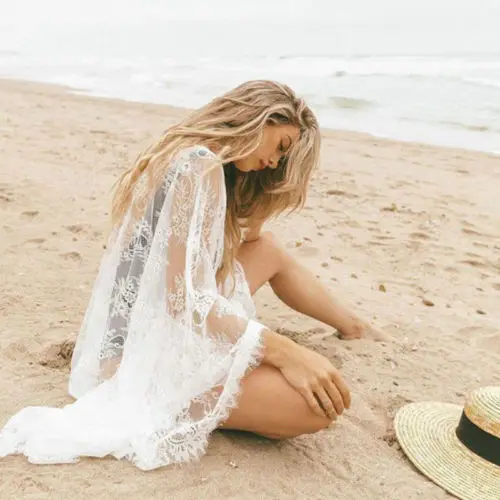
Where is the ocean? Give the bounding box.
[1,0,500,153]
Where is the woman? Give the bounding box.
[0,80,385,470]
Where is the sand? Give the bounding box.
[0,78,499,500]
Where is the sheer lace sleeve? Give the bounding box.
[164,146,262,344]
[0,145,265,471]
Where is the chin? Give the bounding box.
[234,161,256,173]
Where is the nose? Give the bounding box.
[267,156,279,169]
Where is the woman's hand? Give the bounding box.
[262,330,351,419]
[337,317,393,342]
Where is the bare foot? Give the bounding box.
[337,320,393,342]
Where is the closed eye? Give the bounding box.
[279,134,293,154]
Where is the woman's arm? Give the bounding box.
[262,328,351,419]
[165,147,350,419]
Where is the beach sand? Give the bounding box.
[0,78,499,499]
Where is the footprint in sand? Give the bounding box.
[410,231,431,240]
[276,327,309,344]
[465,251,484,259]
[420,260,437,271]
[460,258,487,269]
[368,240,391,248]
[60,251,82,261]
[2,341,29,361]
[456,326,499,351]
[461,220,492,238]
[64,223,88,234]
[39,339,75,369]
[21,210,39,218]
[462,227,484,237]
[473,241,489,249]
[0,190,14,203]
[324,206,341,214]
[373,234,395,241]
[442,195,474,207]
[24,237,46,245]
[390,180,413,189]
[325,189,359,199]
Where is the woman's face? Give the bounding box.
[234,124,300,173]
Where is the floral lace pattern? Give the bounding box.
[0,146,264,470]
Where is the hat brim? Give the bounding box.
[394,402,500,500]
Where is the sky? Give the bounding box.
[1,0,499,57]
[1,0,500,24]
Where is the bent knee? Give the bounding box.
[258,231,288,260]
[240,231,285,269]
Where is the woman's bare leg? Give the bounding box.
[237,231,387,340]
[219,231,385,439]
[219,364,332,439]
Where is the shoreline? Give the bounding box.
[2,76,499,158]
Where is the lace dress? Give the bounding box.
[0,145,265,470]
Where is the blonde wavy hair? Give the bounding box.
[111,80,321,285]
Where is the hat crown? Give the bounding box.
[464,386,500,438]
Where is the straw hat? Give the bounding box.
[394,386,500,500]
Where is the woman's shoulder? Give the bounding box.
[172,145,222,179]
[175,144,217,163]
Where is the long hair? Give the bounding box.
[111,80,321,285]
